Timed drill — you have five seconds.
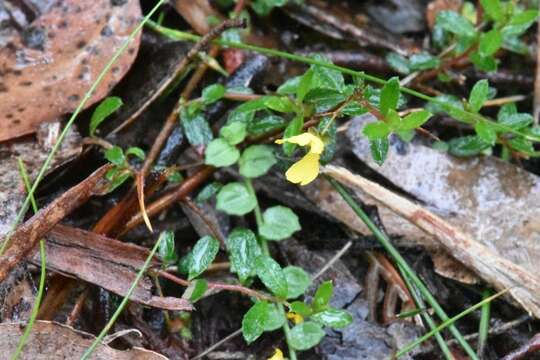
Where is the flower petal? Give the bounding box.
[285,153,320,186]
[309,135,325,154]
[275,133,316,147]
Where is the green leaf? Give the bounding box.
[508,137,535,154]
[188,235,219,280]
[242,301,270,343]
[379,77,400,116]
[196,182,222,203]
[282,115,304,156]
[204,138,240,167]
[264,304,286,331]
[400,110,432,131]
[303,88,347,113]
[385,52,411,74]
[220,121,247,145]
[259,206,301,241]
[478,29,503,57]
[263,96,295,113]
[202,84,226,104]
[290,301,312,317]
[248,114,287,136]
[363,122,391,140]
[158,231,177,265]
[284,266,312,299]
[436,10,477,38]
[251,0,287,16]
[297,69,314,102]
[313,281,333,312]
[498,113,533,130]
[311,308,353,329]
[277,75,302,95]
[216,182,257,216]
[239,145,277,178]
[182,279,208,303]
[474,121,497,145]
[255,255,288,298]
[181,106,213,146]
[448,136,491,157]
[369,137,389,166]
[105,167,131,192]
[310,55,345,92]
[105,146,125,166]
[125,147,145,160]
[480,0,503,22]
[227,228,261,283]
[469,52,498,72]
[89,97,123,136]
[289,322,325,351]
[468,79,489,113]
[409,52,440,71]
[502,10,539,36]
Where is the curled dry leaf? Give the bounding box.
[0,320,167,359]
[0,0,141,142]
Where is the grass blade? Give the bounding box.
[10,160,47,360]
[325,175,479,360]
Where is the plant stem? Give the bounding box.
[10,160,47,360]
[397,290,506,357]
[325,176,479,360]
[80,232,166,360]
[146,21,540,144]
[477,289,492,357]
[399,264,453,360]
[245,178,297,360]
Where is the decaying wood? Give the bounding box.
[0,164,112,283]
[347,114,540,282]
[0,320,167,359]
[323,164,540,318]
[31,224,192,311]
[0,0,141,142]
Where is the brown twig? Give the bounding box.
[120,166,216,235]
[156,270,280,303]
[140,18,247,178]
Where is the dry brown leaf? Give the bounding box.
[0,0,141,142]
[0,320,167,359]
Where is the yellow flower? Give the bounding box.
[286,311,304,324]
[267,348,284,360]
[276,133,325,186]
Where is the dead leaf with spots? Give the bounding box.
[0,0,141,142]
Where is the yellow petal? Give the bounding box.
[268,348,284,360]
[286,311,304,324]
[308,135,324,155]
[276,132,325,154]
[276,133,314,147]
[285,153,320,186]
